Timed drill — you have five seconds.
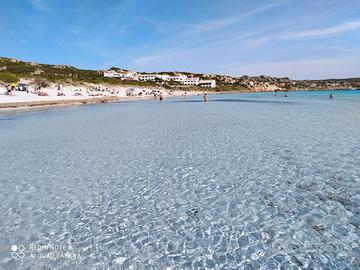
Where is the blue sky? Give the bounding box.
[1,0,360,79]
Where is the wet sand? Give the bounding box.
[0,95,159,110]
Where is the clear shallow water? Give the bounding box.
[0,90,359,270]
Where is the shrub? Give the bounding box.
[0,72,19,83]
[33,78,50,88]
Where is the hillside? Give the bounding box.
[1,56,360,92]
[0,57,156,88]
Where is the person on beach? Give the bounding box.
[203,93,208,102]
[5,85,12,96]
[5,88,13,96]
[329,93,333,99]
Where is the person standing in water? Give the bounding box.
[203,93,208,102]
[159,93,163,102]
[329,93,333,99]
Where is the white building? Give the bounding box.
[123,72,137,80]
[104,70,216,88]
[137,74,158,81]
[156,74,170,81]
[198,80,216,88]
[103,70,123,78]
[183,77,200,86]
[168,75,187,82]
[104,70,137,80]
[137,74,174,81]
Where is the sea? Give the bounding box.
[0,90,359,269]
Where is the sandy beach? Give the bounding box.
[0,81,197,109]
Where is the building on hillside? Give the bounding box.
[104,70,216,88]
[54,64,71,69]
[104,70,137,80]
[137,74,158,81]
[183,77,200,86]
[137,74,172,81]
[168,75,187,82]
[103,70,123,78]
[156,74,170,81]
[122,71,137,80]
[198,80,216,88]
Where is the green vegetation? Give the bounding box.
[1,56,359,91]
[213,82,249,92]
[0,57,159,87]
[0,72,19,83]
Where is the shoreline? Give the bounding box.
[1,88,358,111]
[0,95,158,111]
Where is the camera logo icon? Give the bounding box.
[11,245,25,259]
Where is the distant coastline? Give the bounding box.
[1,56,360,93]
[1,56,360,110]
[1,88,358,111]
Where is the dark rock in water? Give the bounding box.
[313,223,325,232]
[267,201,275,207]
[186,208,200,220]
[291,255,304,267]
[191,208,199,215]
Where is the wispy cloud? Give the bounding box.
[286,20,360,38]
[29,0,48,11]
[131,2,294,68]
[246,20,360,47]
[318,45,360,53]
[221,57,360,79]
[132,53,175,67]
[186,1,289,34]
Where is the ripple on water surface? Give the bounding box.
[0,92,359,269]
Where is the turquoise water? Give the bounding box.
[0,90,359,269]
